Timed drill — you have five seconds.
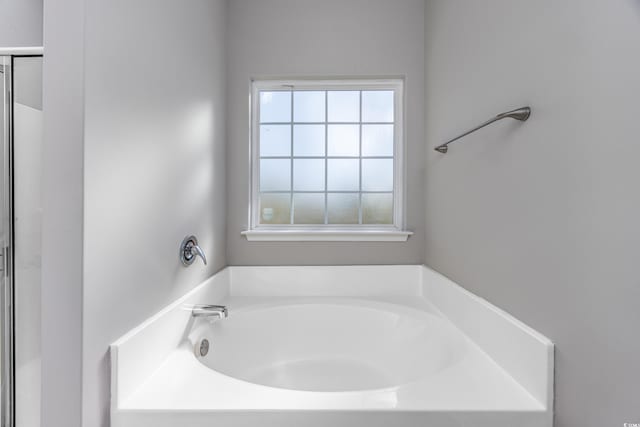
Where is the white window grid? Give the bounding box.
[249,78,405,231]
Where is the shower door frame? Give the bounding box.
[0,53,16,427]
[0,51,43,427]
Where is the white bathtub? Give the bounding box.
[193,299,465,392]
[111,266,553,427]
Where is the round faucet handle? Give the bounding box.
[180,235,207,266]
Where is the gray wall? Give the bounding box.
[81,0,227,426]
[0,0,42,47]
[424,1,640,426]
[41,0,84,425]
[226,0,425,265]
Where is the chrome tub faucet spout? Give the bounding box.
[192,304,228,320]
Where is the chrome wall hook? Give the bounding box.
[180,235,207,266]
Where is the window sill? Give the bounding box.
[241,229,413,242]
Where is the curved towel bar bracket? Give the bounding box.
[434,106,531,154]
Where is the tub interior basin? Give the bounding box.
[194,300,466,392]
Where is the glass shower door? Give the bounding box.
[12,55,43,427]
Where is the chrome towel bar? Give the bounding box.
[434,106,531,154]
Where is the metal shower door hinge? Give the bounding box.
[1,246,8,276]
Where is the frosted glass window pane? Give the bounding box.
[260,125,291,156]
[362,159,393,191]
[260,159,291,191]
[327,91,360,122]
[294,91,325,122]
[362,125,393,156]
[259,193,291,224]
[293,159,325,191]
[260,91,291,122]
[362,91,394,122]
[327,159,359,191]
[362,193,393,224]
[328,125,359,156]
[293,125,325,156]
[293,193,325,224]
[254,81,401,231]
[328,193,359,224]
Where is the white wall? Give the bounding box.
[226,0,425,265]
[0,0,42,47]
[424,1,640,426]
[82,0,227,426]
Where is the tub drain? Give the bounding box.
[198,339,210,357]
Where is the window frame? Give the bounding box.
[244,78,410,242]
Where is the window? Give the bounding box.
[243,79,411,241]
